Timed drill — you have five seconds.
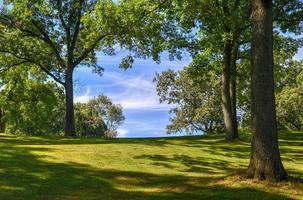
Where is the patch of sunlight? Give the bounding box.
[0,185,24,191]
[115,185,188,194]
[30,172,51,179]
[115,176,142,185]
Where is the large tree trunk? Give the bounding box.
[65,69,76,137]
[222,39,238,141]
[247,0,287,181]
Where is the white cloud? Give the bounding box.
[117,128,129,138]
[102,72,154,92]
[107,76,171,111]
[74,70,173,111]
[117,97,171,110]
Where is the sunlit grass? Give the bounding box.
[0,132,302,199]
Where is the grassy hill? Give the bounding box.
[0,132,302,200]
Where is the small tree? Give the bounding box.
[75,95,124,138]
[154,59,224,134]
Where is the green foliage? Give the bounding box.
[154,58,224,134]
[276,61,303,131]
[75,94,124,138]
[0,65,65,135]
[273,0,303,34]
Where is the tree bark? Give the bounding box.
[65,69,76,137]
[247,0,287,181]
[230,44,239,139]
[0,108,5,133]
[222,39,238,141]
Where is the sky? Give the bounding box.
[73,51,192,138]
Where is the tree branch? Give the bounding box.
[274,0,290,19]
[73,34,108,67]
[0,60,30,75]
[30,20,67,68]
[35,62,65,86]
[55,0,68,32]
[0,49,65,85]
[70,2,83,55]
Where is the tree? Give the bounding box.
[155,61,224,134]
[247,0,287,181]
[75,94,124,138]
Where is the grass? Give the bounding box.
[0,132,302,200]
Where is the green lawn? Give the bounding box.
[0,132,302,200]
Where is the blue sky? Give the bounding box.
[73,51,192,138]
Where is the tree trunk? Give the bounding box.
[230,44,239,139]
[247,0,287,181]
[222,39,238,141]
[65,69,76,137]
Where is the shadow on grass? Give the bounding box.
[0,137,292,200]
[279,132,303,147]
[134,154,244,174]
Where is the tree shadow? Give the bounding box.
[279,131,303,146]
[134,153,248,175]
